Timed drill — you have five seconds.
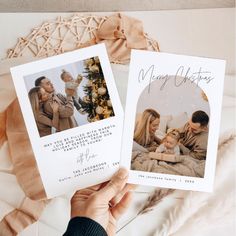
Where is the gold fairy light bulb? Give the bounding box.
[107,100,112,107]
[96,106,104,114]
[98,87,106,95]
[94,56,100,64]
[92,91,98,99]
[89,64,99,73]
[85,58,94,67]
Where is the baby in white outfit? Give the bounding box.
[60,70,83,100]
[155,129,180,155]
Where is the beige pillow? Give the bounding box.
[158,115,172,133]
[167,112,188,129]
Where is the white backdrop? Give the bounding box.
[136,76,210,117]
[0,9,235,74]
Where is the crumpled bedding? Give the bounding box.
[131,151,205,177]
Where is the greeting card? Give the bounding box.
[121,50,225,192]
[10,44,123,198]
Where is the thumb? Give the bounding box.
[96,168,128,202]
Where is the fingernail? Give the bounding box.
[116,168,128,179]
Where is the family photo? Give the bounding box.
[131,76,210,178]
[24,56,115,137]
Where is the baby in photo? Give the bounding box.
[155,129,180,155]
[60,69,83,100]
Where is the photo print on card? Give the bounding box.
[24,55,115,137]
[121,50,225,192]
[11,44,124,198]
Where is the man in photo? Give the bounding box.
[35,76,77,132]
[179,110,209,160]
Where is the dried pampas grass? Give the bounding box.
[154,131,236,236]
[139,188,175,215]
[117,188,174,233]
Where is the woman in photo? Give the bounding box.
[134,108,161,152]
[28,86,59,137]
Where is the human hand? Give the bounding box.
[70,168,133,236]
[76,74,83,84]
[50,100,59,113]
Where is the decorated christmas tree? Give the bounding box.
[79,56,115,122]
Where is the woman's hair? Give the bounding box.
[134,108,160,147]
[165,129,181,142]
[28,86,42,119]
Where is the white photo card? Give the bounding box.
[11,44,123,198]
[121,50,225,192]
